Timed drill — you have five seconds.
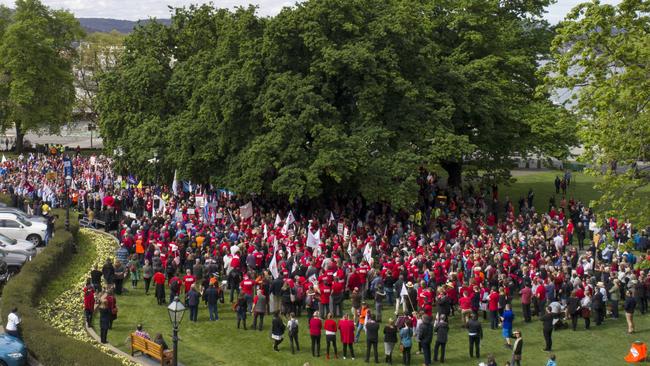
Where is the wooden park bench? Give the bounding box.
[130,332,172,366]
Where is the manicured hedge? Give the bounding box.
[0,204,122,366]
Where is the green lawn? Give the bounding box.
[499,170,603,212]
[94,170,643,366]
[99,286,647,366]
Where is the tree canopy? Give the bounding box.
[543,0,650,225]
[98,0,573,208]
[0,0,84,151]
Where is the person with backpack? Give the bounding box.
[128,255,141,289]
[271,312,286,351]
[287,312,300,354]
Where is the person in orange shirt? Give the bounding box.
[196,235,205,248]
[355,302,370,342]
[135,238,145,261]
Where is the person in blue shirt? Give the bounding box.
[399,321,413,365]
[500,304,515,348]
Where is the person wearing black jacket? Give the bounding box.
[271,312,286,351]
[434,315,449,363]
[102,258,115,286]
[541,306,558,351]
[467,313,483,359]
[625,290,637,334]
[592,285,605,325]
[566,291,581,331]
[419,315,434,366]
[186,285,201,322]
[383,319,398,364]
[365,315,380,363]
[204,283,219,321]
[511,330,523,366]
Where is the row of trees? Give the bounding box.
[98,0,574,207]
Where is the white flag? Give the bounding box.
[282,210,295,234]
[1,154,6,163]
[269,253,279,279]
[329,212,335,224]
[240,201,253,219]
[274,213,282,227]
[263,224,268,240]
[343,225,349,240]
[363,242,373,263]
[400,283,408,297]
[172,169,178,196]
[307,229,321,249]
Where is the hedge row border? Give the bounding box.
[0,197,124,366]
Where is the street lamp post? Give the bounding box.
[167,296,186,366]
[64,175,72,231]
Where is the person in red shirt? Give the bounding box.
[319,280,332,316]
[183,269,196,293]
[488,287,500,329]
[459,291,473,325]
[309,311,323,357]
[338,313,356,359]
[519,284,533,322]
[535,279,547,317]
[240,275,255,312]
[83,282,95,327]
[324,312,338,359]
[153,271,166,305]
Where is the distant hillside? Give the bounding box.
[78,18,171,34]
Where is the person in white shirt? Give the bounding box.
[553,233,564,254]
[5,307,21,340]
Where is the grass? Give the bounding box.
[42,227,97,302]
[90,170,644,365]
[98,287,648,366]
[499,170,603,211]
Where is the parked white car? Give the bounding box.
[0,213,47,246]
[0,208,47,223]
[0,233,36,258]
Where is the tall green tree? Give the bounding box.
[0,0,84,151]
[96,19,173,177]
[543,0,650,225]
[97,0,574,207]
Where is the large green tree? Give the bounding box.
[97,0,573,207]
[543,0,650,225]
[0,0,84,151]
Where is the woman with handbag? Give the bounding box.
[511,329,523,366]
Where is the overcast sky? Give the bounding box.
[0,0,622,22]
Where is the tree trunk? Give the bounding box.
[15,123,24,153]
[442,161,462,188]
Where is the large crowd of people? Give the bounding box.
[2,151,650,365]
